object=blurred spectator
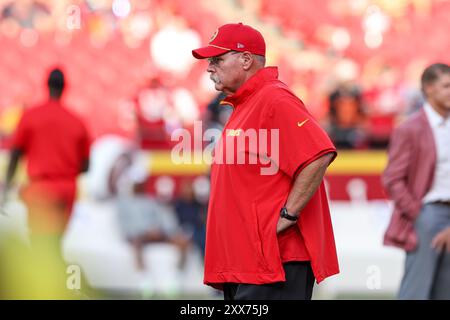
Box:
[110,149,191,271]
[203,92,232,147]
[174,178,207,258]
[327,85,367,149]
[205,92,232,131]
[363,66,406,149]
[86,134,136,201]
[403,87,425,116]
[1,0,50,29]
[133,76,173,150]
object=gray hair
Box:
[253,54,266,67]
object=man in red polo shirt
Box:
[2,68,91,236]
[192,23,339,300]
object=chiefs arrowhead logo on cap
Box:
[209,29,219,43]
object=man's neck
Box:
[227,67,264,95]
[242,68,261,85]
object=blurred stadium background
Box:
[0,0,449,299]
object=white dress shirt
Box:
[423,103,450,203]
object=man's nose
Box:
[207,64,215,73]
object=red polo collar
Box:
[222,67,279,107]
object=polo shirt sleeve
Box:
[264,96,337,178]
[10,112,30,152]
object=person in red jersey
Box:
[192,23,339,300]
[2,68,91,236]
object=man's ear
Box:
[240,52,253,71]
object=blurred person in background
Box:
[0,67,92,298]
[383,63,450,299]
[205,92,231,132]
[203,92,232,149]
[327,85,367,149]
[192,23,338,300]
[174,178,207,259]
[86,134,136,202]
[134,76,173,150]
[110,150,191,271]
[2,67,91,238]
[0,0,50,28]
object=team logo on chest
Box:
[171,121,280,175]
[227,129,242,137]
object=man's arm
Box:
[1,149,22,205]
[80,158,89,174]
[79,124,91,174]
[382,125,422,220]
[277,152,334,234]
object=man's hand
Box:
[276,217,297,234]
[276,153,334,235]
[431,227,450,253]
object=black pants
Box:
[223,261,315,300]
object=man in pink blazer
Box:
[383,63,450,299]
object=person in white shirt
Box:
[383,63,450,299]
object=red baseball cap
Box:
[192,23,266,59]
